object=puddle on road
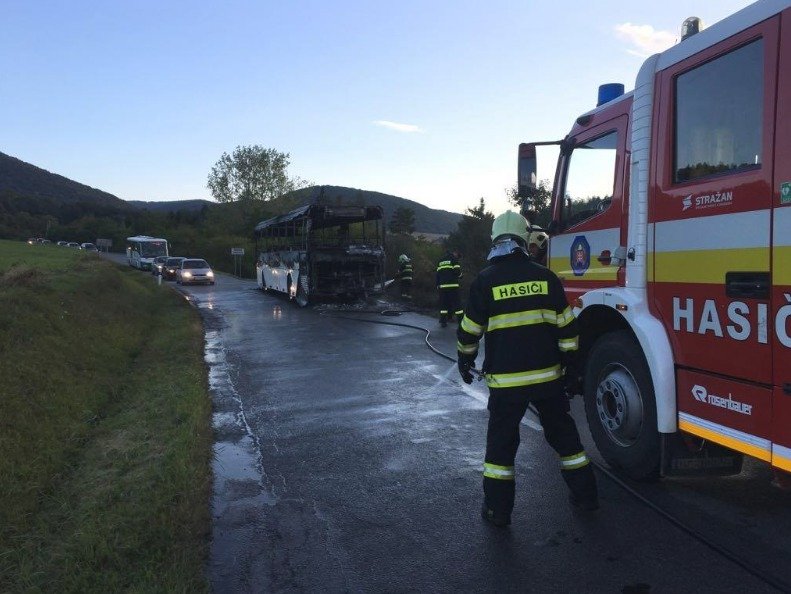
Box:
[420,409,450,417]
[205,328,279,519]
[214,437,261,482]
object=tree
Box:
[445,197,495,276]
[388,207,416,235]
[506,180,553,229]
[207,145,307,204]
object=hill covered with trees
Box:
[2,150,509,310]
[0,152,129,208]
[0,151,462,238]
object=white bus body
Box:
[126,236,169,270]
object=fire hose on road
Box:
[319,305,789,593]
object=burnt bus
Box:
[254,204,386,306]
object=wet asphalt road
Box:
[105,256,791,593]
[179,273,790,594]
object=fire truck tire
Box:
[583,330,660,481]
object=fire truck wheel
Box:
[584,330,660,481]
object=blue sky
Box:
[1,0,754,215]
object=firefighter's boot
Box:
[481,502,511,528]
[482,476,514,527]
[563,462,598,511]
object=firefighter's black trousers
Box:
[400,278,412,298]
[438,287,462,322]
[483,384,597,514]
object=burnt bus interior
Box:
[254,204,386,300]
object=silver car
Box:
[177,258,215,286]
[150,255,170,276]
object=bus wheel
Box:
[295,277,309,307]
[583,330,660,481]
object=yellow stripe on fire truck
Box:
[653,248,767,284]
[774,207,791,286]
[678,412,771,462]
[772,444,791,474]
[652,210,770,284]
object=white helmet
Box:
[398,254,410,263]
[491,210,529,243]
[528,230,548,250]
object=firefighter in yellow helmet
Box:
[436,250,463,327]
[457,210,598,527]
[397,254,413,299]
[528,229,549,266]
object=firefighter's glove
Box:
[457,353,475,385]
[563,371,583,398]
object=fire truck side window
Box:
[561,131,617,229]
[674,39,763,183]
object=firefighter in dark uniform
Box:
[397,254,413,299]
[436,250,463,327]
[456,210,598,527]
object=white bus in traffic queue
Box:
[126,235,169,271]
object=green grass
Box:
[0,240,211,592]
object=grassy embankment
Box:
[0,240,211,592]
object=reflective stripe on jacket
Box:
[456,250,579,390]
[398,262,413,281]
[436,255,461,289]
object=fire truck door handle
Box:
[725,271,769,299]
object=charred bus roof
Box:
[254,204,383,236]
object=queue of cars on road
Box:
[151,255,216,286]
[28,238,98,251]
[26,237,217,287]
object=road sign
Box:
[231,247,245,255]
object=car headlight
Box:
[183,271,192,278]
[206,271,214,277]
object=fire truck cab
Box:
[519,0,791,479]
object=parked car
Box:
[56,240,68,246]
[162,257,185,281]
[80,243,99,252]
[150,255,170,276]
[177,259,215,286]
[67,242,80,248]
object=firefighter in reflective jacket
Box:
[436,250,463,327]
[398,254,413,299]
[457,210,598,527]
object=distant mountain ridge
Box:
[127,199,213,213]
[0,152,463,235]
[0,151,129,208]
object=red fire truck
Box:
[518,0,791,480]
